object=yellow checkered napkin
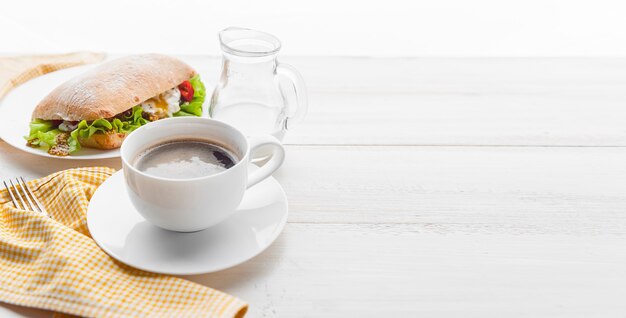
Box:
[0,167,248,318]
[0,52,106,100]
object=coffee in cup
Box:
[134,139,238,179]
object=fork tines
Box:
[3,177,48,215]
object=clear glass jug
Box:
[209,27,308,142]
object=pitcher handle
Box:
[277,63,308,129]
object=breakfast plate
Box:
[87,169,288,275]
[0,64,120,159]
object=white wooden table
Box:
[2,56,626,317]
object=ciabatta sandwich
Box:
[25,54,206,156]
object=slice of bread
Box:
[32,54,196,122]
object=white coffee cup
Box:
[120,117,285,232]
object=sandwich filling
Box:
[26,75,206,156]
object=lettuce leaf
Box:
[175,75,205,117]
[71,118,112,141]
[70,106,148,152]
[27,106,149,154]
[172,110,196,117]
[67,134,79,153]
[28,119,54,136]
[25,119,57,147]
[36,129,61,147]
[121,105,150,131]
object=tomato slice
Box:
[178,80,194,102]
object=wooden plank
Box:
[188,56,626,94]
[283,92,626,146]
[189,223,626,317]
[275,146,626,234]
[2,142,626,235]
[284,57,626,96]
[2,224,625,317]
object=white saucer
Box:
[87,169,288,275]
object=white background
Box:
[1,0,626,57]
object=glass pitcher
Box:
[209,27,308,142]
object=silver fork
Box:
[3,177,48,216]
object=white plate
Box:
[0,65,124,159]
[87,169,288,275]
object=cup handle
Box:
[277,62,308,129]
[247,135,286,188]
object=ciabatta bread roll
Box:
[32,54,196,121]
[26,54,206,155]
